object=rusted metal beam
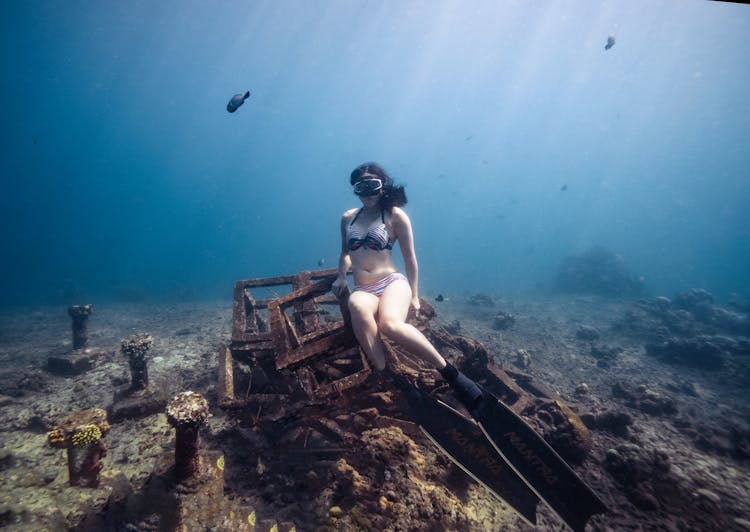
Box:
[273,275,336,306]
[298,321,347,345]
[314,368,371,398]
[217,344,235,405]
[292,270,319,334]
[275,329,354,370]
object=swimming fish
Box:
[605,34,615,51]
[317,258,326,266]
[560,184,568,191]
[226,91,250,113]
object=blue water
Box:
[2,0,749,306]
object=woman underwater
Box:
[331,162,483,410]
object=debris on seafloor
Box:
[215,268,605,530]
[467,292,494,307]
[69,304,93,350]
[47,304,110,375]
[85,390,286,532]
[166,391,210,483]
[47,408,111,488]
[109,333,167,421]
[122,333,152,393]
[492,309,515,330]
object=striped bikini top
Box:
[347,208,393,251]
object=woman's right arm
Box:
[332,213,351,296]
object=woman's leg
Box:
[377,277,483,410]
[348,290,388,371]
[376,278,446,368]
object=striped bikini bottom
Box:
[352,272,408,297]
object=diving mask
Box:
[353,178,383,196]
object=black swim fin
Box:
[392,375,539,526]
[472,388,608,532]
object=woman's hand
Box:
[332,277,348,298]
[411,295,421,312]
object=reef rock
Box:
[604,443,673,511]
[492,310,515,330]
[645,336,726,370]
[555,246,645,297]
[612,382,677,416]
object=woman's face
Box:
[358,192,380,207]
[353,173,383,206]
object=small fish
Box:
[226,90,250,113]
[560,184,568,191]
[317,258,326,266]
[464,135,473,141]
[435,294,444,302]
[605,34,615,51]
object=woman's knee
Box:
[370,356,387,372]
[348,293,374,318]
[378,316,404,338]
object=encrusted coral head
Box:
[47,408,110,448]
[71,424,103,447]
[121,333,153,358]
[167,390,210,427]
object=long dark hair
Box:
[350,162,407,210]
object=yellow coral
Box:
[71,424,102,447]
[47,428,65,446]
[216,455,225,471]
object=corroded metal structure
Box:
[214,268,599,530]
[220,268,593,466]
[220,269,371,408]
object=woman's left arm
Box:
[393,208,420,310]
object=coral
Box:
[47,409,110,488]
[47,428,65,446]
[167,391,210,427]
[47,408,110,448]
[121,334,153,392]
[68,304,93,350]
[555,245,645,297]
[71,424,102,447]
[167,391,210,482]
[67,304,93,318]
[492,310,515,330]
[121,334,153,360]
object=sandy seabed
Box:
[0,292,748,531]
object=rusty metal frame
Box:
[231,268,342,351]
[267,276,371,398]
[267,277,352,369]
[221,269,371,406]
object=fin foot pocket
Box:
[440,363,484,413]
